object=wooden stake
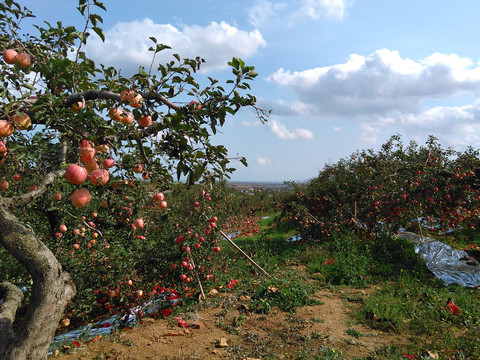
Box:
[189,255,205,299]
[417,217,425,242]
[218,229,271,278]
[202,212,271,278]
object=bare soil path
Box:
[54,284,412,360]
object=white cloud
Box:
[355,101,480,148]
[359,123,380,144]
[257,98,308,117]
[396,101,480,146]
[242,120,262,127]
[266,48,480,148]
[84,18,266,74]
[333,126,341,132]
[249,0,286,28]
[290,0,354,24]
[267,49,480,118]
[257,157,271,165]
[269,119,314,140]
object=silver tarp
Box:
[397,231,480,287]
[48,292,176,354]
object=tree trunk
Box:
[0,201,76,360]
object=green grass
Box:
[200,213,480,359]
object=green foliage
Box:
[249,272,320,314]
[357,274,480,358]
[297,346,345,360]
[305,232,429,286]
[282,135,480,247]
[0,1,271,350]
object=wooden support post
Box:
[218,229,271,278]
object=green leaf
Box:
[93,1,107,11]
[76,31,86,42]
[77,3,87,15]
[149,36,157,43]
[22,83,36,91]
[92,26,105,42]
[229,57,240,70]
[238,58,245,69]
[89,14,103,26]
[156,44,171,52]
[193,163,205,183]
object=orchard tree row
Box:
[282,135,480,241]
[0,1,267,359]
[0,181,277,334]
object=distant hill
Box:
[227,181,291,191]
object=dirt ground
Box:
[53,280,412,360]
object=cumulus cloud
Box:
[290,0,354,24]
[269,119,314,140]
[248,0,353,29]
[395,101,480,146]
[242,120,262,127]
[359,123,381,144]
[257,157,271,165]
[249,0,286,28]
[267,49,480,118]
[257,98,307,117]
[266,48,480,148]
[84,18,266,74]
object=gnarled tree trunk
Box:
[0,187,76,359]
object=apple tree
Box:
[282,135,480,241]
[0,1,265,358]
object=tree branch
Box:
[144,92,181,111]
[2,170,65,208]
[0,282,24,353]
[63,90,181,111]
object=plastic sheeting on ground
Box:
[49,291,176,354]
[397,231,480,287]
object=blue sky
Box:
[23,0,480,182]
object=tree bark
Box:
[0,201,76,360]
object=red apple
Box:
[16,53,31,69]
[0,141,7,155]
[154,192,164,202]
[0,180,9,190]
[109,107,123,122]
[137,115,152,127]
[65,164,88,185]
[96,144,110,153]
[102,158,115,169]
[134,217,144,229]
[0,120,14,137]
[84,159,99,173]
[71,188,91,208]
[3,49,18,64]
[71,101,83,113]
[121,112,134,125]
[133,164,142,173]
[90,169,110,186]
[12,113,31,130]
[80,147,95,162]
